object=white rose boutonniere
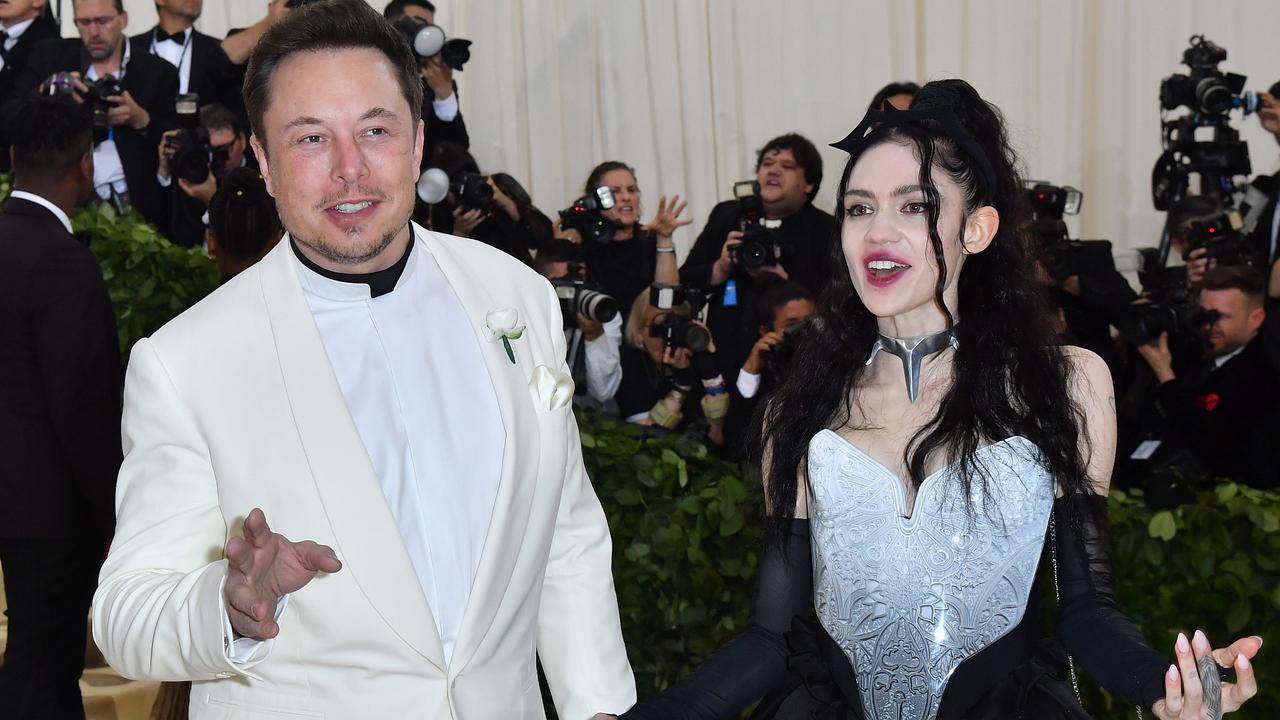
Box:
[485,307,525,364]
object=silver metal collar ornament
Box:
[866,328,959,403]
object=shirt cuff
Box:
[221,589,289,665]
[432,92,459,122]
[736,368,761,399]
[157,172,172,188]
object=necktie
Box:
[155,28,187,45]
[0,31,11,62]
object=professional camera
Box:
[1151,36,1258,212]
[450,172,494,214]
[730,180,788,269]
[41,72,121,143]
[394,16,472,71]
[648,284,711,353]
[1176,207,1253,267]
[166,127,230,185]
[1118,249,1223,346]
[1025,181,1118,281]
[551,262,618,329]
[558,186,618,244]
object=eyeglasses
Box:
[73,15,120,30]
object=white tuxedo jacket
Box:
[92,228,636,719]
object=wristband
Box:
[656,246,676,254]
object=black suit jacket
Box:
[1155,336,1280,487]
[130,27,243,119]
[0,196,121,540]
[0,13,62,170]
[16,38,180,229]
[1247,178,1279,267]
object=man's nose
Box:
[331,136,369,183]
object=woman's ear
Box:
[962,205,1000,255]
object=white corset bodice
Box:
[806,429,1054,720]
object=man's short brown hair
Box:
[242,0,423,154]
[1201,265,1266,308]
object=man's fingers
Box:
[225,535,255,573]
[226,603,279,641]
[295,540,342,574]
[243,508,272,546]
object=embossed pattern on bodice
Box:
[806,429,1054,720]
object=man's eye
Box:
[300,134,323,144]
[366,127,387,137]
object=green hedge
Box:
[0,174,219,363]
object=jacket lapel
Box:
[256,240,447,671]
[419,228,541,675]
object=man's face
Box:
[756,148,813,217]
[0,0,46,24]
[1199,287,1263,357]
[402,5,433,23]
[766,298,816,334]
[209,126,245,180]
[155,0,202,23]
[253,48,424,267]
[74,0,126,61]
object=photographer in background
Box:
[0,0,59,171]
[156,102,252,247]
[680,132,835,387]
[1135,266,1280,488]
[1248,84,1280,273]
[129,0,241,118]
[18,0,178,228]
[386,0,469,159]
[534,241,623,412]
[722,281,815,456]
[423,141,550,264]
[557,160,686,316]
[618,286,728,448]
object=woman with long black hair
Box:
[619,79,1261,720]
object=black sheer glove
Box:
[1054,493,1168,709]
[620,520,813,720]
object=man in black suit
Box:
[0,94,120,720]
[383,0,470,157]
[0,1,59,170]
[130,0,242,120]
[1137,266,1280,488]
[1247,84,1280,270]
[17,0,178,230]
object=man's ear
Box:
[250,134,274,197]
[962,205,1000,255]
[80,149,94,185]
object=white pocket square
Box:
[529,365,575,411]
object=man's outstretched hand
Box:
[223,508,341,641]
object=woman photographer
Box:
[557,161,688,315]
[618,287,728,448]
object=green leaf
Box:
[1148,511,1178,541]
[1226,599,1251,633]
[580,431,597,449]
[614,488,641,507]
[1216,483,1240,502]
[1246,505,1280,532]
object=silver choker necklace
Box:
[865,328,959,403]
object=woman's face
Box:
[840,141,978,334]
[597,169,640,227]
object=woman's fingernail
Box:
[1168,664,1180,682]
[1254,635,1264,646]
[1194,629,1210,650]
[1177,633,1190,654]
[1238,654,1251,670]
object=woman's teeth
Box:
[867,260,910,271]
[334,201,372,214]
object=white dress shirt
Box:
[568,315,623,409]
[433,93,459,122]
[226,239,505,665]
[88,42,131,201]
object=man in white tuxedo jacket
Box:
[91,2,635,718]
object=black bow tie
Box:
[154,28,187,45]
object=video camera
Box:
[394,16,472,72]
[648,284,711,353]
[1119,252,1222,346]
[550,262,618,330]
[1151,36,1258,212]
[1176,207,1252,267]
[731,180,790,269]
[41,72,120,144]
[558,186,618,244]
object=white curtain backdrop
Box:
[65,0,1280,257]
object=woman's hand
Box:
[487,176,520,222]
[643,194,692,239]
[452,206,485,238]
[1151,630,1260,719]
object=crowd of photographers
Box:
[4,2,1280,489]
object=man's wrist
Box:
[132,108,150,131]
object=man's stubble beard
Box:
[288,203,414,267]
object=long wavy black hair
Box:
[754,79,1096,529]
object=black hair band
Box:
[830,104,997,194]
